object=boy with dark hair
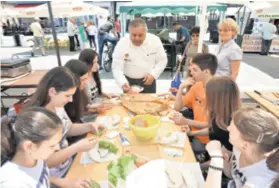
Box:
[173,53,218,153]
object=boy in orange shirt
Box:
[172,53,218,153]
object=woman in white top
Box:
[215,18,243,80]
[25,67,101,188]
[0,107,63,188]
[86,21,97,49]
[204,108,279,188]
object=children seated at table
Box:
[204,108,279,188]
[24,67,101,187]
[78,49,119,113]
[172,77,240,162]
[0,107,63,187]
[173,53,218,154]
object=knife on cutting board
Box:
[254,90,279,105]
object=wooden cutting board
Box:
[121,94,170,115]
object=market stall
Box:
[236,2,279,53]
[119,1,227,37]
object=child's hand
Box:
[169,88,178,93]
[170,111,183,125]
[74,137,98,153]
[181,125,192,136]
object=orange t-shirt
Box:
[182,82,209,144]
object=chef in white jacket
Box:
[112,18,167,93]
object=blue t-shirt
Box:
[177,26,191,44]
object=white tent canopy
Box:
[0,7,20,17]
[20,1,109,18]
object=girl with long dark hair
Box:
[24,67,101,187]
[78,49,119,113]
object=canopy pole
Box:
[198,4,207,53]
[47,2,62,66]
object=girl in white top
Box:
[0,107,63,188]
[86,21,98,49]
[25,67,102,188]
[204,108,279,188]
[78,49,118,114]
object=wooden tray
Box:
[121,94,170,115]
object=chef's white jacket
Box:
[112,33,167,88]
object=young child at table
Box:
[204,108,279,188]
[64,59,114,124]
[0,107,63,187]
[78,49,119,112]
[172,53,218,154]
[172,77,240,164]
[24,67,102,188]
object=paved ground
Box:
[243,53,279,79]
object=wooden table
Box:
[66,105,196,181]
[246,92,279,118]
[1,70,47,113]
[1,70,47,98]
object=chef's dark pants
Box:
[125,76,156,93]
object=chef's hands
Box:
[122,83,139,94]
[143,74,154,85]
[122,83,131,92]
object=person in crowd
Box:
[79,49,118,113]
[215,18,242,80]
[74,20,80,49]
[78,22,87,50]
[0,107,63,187]
[112,18,167,93]
[98,16,118,69]
[30,17,45,56]
[173,22,191,54]
[67,18,76,52]
[115,14,121,38]
[86,21,97,49]
[182,26,209,77]
[172,77,240,163]
[261,20,277,56]
[24,67,102,187]
[173,53,218,153]
[204,108,279,188]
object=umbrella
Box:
[20,0,108,18]
[0,7,20,17]
[19,1,109,67]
